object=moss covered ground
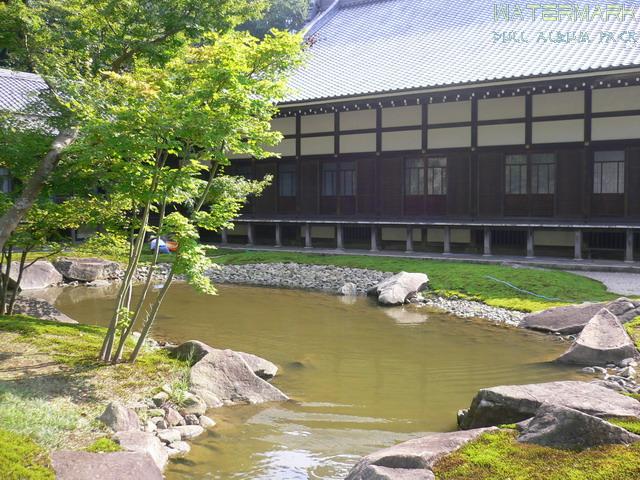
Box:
[0,429,54,480]
[433,430,640,480]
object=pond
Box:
[54,283,580,480]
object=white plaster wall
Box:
[478,123,525,146]
[428,126,471,149]
[592,116,640,141]
[381,227,422,241]
[533,91,584,117]
[427,229,471,243]
[382,130,421,151]
[270,117,296,135]
[534,230,574,247]
[340,133,376,153]
[428,101,471,125]
[265,138,296,157]
[340,110,376,131]
[300,113,334,134]
[593,86,640,113]
[478,97,525,121]
[311,226,335,239]
[382,105,421,128]
[301,136,334,155]
[532,119,584,144]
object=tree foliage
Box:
[241,0,311,37]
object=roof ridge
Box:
[0,68,44,83]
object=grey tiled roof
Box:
[0,68,48,114]
[286,0,640,103]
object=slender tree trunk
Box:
[0,129,77,254]
[129,270,174,363]
[111,197,167,363]
[7,250,28,315]
[0,247,13,315]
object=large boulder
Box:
[53,257,121,282]
[13,297,77,324]
[556,308,638,366]
[98,401,140,432]
[521,302,603,334]
[189,349,289,408]
[2,260,62,290]
[517,403,640,449]
[52,451,162,480]
[172,340,278,380]
[368,272,429,306]
[521,298,640,335]
[458,381,640,429]
[113,431,168,471]
[345,428,496,480]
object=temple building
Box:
[224,0,640,262]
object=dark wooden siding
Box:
[478,153,502,217]
[556,149,583,218]
[447,153,470,217]
[628,148,640,218]
[300,159,319,214]
[357,158,377,215]
[252,161,277,214]
[379,156,402,216]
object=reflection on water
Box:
[54,283,579,480]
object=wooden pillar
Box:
[574,229,583,260]
[304,223,312,249]
[336,224,344,250]
[370,225,379,252]
[275,223,282,248]
[405,227,414,253]
[526,228,535,258]
[483,228,492,256]
[247,223,255,246]
[443,226,451,255]
[626,229,634,263]
[220,228,228,245]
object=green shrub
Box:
[74,232,130,262]
[0,429,54,480]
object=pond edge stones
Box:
[457,380,640,430]
[344,427,497,480]
[368,271,429,306]
[556,308,638,366]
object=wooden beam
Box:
[304,223,312,249]
[443,226,452,254]
[275,223,282,247]
[370,225,379,252]
[336,224,344,250]
[626,229,634,263]
[526,228,535,258]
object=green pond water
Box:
[53,283,581,480]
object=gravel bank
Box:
[205,263,524,326]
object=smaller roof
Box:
[0,68,48,114]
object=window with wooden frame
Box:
[278,163,297,197]
[427,157,447,195]
[505,154,527,195]
[593,151,625,194]
[404,158,425,195]
[531,153,556,194]
[322,161,356,196]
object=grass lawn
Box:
[0,315,188,452]
[203,248,618,312]
[433,430,640,480]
